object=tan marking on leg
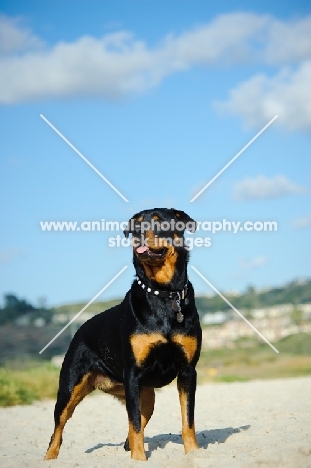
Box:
[128,421,147,461]
[107,383,126,405]
[93,372,116,392]
[44,425,63,460]
[172,335,197,362]
[130,333,167,365]
[140,387,155,430]
[44,372,94,460]
[179,390,199,454]
[124,387,154,453]
[93,373,126,404]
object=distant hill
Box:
[54,299,121,315]
[195,278,311,319]
[53,277,311,320]
[0,278,310,363]
[1,278,310,326]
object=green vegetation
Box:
[0,362,59,407]
[290,308,304,326]
[197,333,311,383]
[216,375,250,383]
[276,332,311,355]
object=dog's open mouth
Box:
[136,245,168,259]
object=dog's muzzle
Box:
[135,245,168,259]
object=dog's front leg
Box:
[177,366,199,454]
[124,367,147,461]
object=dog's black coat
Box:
[45,208,202,461]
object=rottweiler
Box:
[44,208,202,461]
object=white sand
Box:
[0,377,310,468]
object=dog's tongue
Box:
[136,246,149,254]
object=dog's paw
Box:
[124,437,130,451]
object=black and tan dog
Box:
[44,208,202,461]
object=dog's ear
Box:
[123,218,133,238]
[172,209,197,233]
[123,213,140,238]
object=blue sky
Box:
[0,0,310,308]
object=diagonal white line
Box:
[190,115,278,202]
[39,266,128,354]
[191,266,279,353]
[40,114,129,202]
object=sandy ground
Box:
[0,376,310,468]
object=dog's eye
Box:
[133,224,141,233]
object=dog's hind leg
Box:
[44,370,95,460]
[124,387,155,453]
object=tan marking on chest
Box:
[130,333,168,365]
[172,334,197,362]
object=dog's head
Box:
[124,208,196,285]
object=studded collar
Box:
[135,277,188,300]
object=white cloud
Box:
[0,13,43,54]
[232,175,307,201]
[264,16,311,64]
[216,61,311,131]
[0,12,266,104]
[0,12,311,105]
[239,256,268,270]
[231,255,268,279]
[292,215,311,229]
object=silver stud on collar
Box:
[147,287,151,292]
[154,291,159,295]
